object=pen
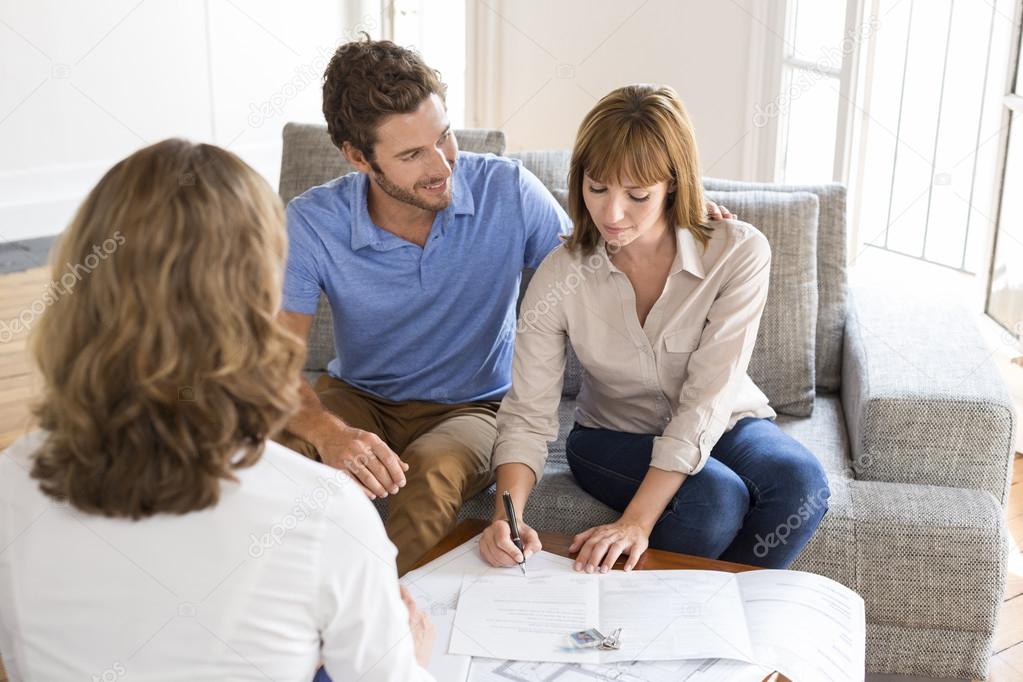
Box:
[502,490,527,575]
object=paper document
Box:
[468,656,773,681]
[738,570,865,681]
[401,535,774,681]
[400,535,576,681]
[449,570,753,664]
[450,568,865,681]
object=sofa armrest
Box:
[841,286,1017,505]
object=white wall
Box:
[0,0,377,242]
[0,0,774,242]
[467,0,770,180]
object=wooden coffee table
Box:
[411,519,791,682]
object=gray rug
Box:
[0,235,57,274]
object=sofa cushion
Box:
[506,150,571,196]
[704,179,847,394]
[841,286,1017,505]
[773,394,854,479]
[705,190,819,417]
[278,125,508,371]
[458,399,619,529]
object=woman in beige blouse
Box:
[480,84,829,572]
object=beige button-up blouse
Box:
[493,219,777,483]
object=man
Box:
[275,36,730,574]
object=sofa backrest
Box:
[703,178,847,394]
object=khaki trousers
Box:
[274,374,498,575]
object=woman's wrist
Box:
[492,507,526,523]
[492,463,535,523]
[619,510,657,535]
[620,469,688,535]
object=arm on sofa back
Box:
[841,285,1017,505]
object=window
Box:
[774,1,853,184]
[988,9,1023,338]
[849,0,1012,274]
[385,0,467,128]
[772,0,1015,283]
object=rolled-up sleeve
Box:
[651,232,772,475]
[492,251,569,484]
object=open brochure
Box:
[447,557,864,681]
[402,535,864,682]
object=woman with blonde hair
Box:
[0,139,434,680]
[481,85,829,572]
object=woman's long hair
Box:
[565,84,710,256]
[29,139,304,519]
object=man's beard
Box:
[371,166,453,212]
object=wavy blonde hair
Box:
[29,139,304,519]
[565,84,711,256]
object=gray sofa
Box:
[278,123,1018,680]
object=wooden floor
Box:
[0,265,1021,681]
[0,268,43,450]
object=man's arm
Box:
[277,310,408,499]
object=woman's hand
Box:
[480,518,542,567]
[570,519,650,573]
[399,584,435,668]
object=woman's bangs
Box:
[582,122,672,188]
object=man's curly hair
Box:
[322,34,447,161]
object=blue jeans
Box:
[564,417,830,568]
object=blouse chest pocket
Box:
[659,327,703,380]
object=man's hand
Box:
[399,585,435,668]
[480,517,542,567]
[318,425,408,499]
[569,519,650,573]
[274,311,409,499]
[705,200,736,220]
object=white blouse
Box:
[494,220,777,482]
[0,431,434,681]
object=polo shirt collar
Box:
[350,173,381,251]
[350,164,475,252]
[450,161,475,216]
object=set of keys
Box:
[600,628,622,650]
[569,627,623,651]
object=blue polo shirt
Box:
[282,152,571,403]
